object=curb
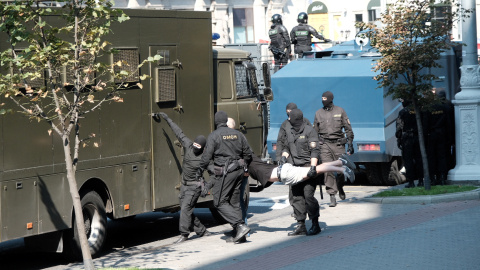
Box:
[362,188,480,204]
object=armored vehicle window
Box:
[218,61,233,100]
[154,67,176,102]
[113,48,140,83]
[234,62,255,99]
[156,50,171,66]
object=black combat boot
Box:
[329,194,337,207]
[233,223,250,242]
[417,178,424,187]
[339,186,346,200]
[308,218,321,235]
[288,220,307,236]
[405,179,415,188]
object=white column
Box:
[448,0,480,184]
[211,2,230,45]
[253,0,268,43]
[194,0,210,11]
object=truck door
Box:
[150,45,183,209]
[216,60,265,155]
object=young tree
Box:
[359,0,469,190]
[0,1,157,268]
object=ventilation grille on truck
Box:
[11,64,44,88]
[113,48,139,83]
[155,68,175,102]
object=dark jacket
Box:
[200,123,253,169]
[163,117,202,183]
[314,105,354,143]
[284,124,319,166]
[277,117,312,162]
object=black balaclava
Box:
[289,109,304,132]
[322,91,334,109]
[286,102,297,117]
[437,89,446,100]
[401,99,411,108]
[215,111,228,127]
[193,135,207,155]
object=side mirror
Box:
[263,87,274,101]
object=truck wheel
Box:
[64,191,107,260]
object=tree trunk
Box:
[63,135,95,270]
[413,101,431,190]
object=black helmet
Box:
[271,14,282,24]
[297,12,308,23]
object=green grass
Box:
[372,185,478,197]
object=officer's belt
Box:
[182,180,200,186]
[213,159,245,176]
[324,138,340,143]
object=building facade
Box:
[112,0,479,47]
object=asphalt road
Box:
[0,181,387,270]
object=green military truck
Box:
[0,9,271,258]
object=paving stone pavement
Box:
[60,185,480,270]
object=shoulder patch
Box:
[222,134,238,140]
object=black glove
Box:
[200,180,212,198]
[279,156,287,166]
[195,168,204,181]
[347,144,354,155]
[307,166,317,178]
[397,139,403,150]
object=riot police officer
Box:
[276,103,312,221]
[268,14,291,69]
[197,111,253,243]
[153,112,211,244]
[290,12,331,58]
[426,89,454,185]
[281,109,321,236]
[313,91,354,207]
[395,100,424,188]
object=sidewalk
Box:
[63,184,480,270]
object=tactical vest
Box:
[293,25,311,46]
[269,25,285,48]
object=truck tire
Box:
[64,191,107,260]
[365,158,405,186]
[209,181,250,224]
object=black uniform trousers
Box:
[179,184,206,236]
[291,165,320,221]
[273,51,289,66]
[401,133,423,181]
[211,169,244,228]
[320,141,346,195]
[427,128,448,181]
